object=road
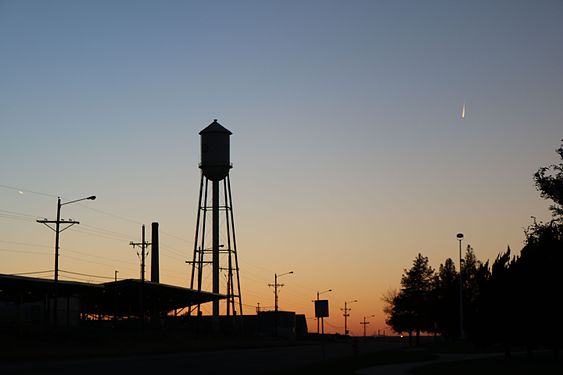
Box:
[356,352,504,375]
[0,340,402,375]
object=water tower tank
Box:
[199,119,232,181]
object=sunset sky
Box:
[1,0,562,335]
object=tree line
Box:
[383,141,563,355]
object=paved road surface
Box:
[356,352,503,375]
[0,340,402,375]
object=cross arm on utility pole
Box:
[129,225,151,283]
[36,219,80,232]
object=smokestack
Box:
[151,222,159,283]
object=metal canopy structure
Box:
[0,274,225,317]
[101,279,225,316]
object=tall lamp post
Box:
[342,299,358,335]
[316,288,332,334]
[37,195,96,326]
[37,195,97,283]
[457,232,465,340]
[269,271,293,312]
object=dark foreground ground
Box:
[1,330,561,375]
[411,350,563,375]
[0,329,406,375]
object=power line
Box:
[2,186,212,284]
[79,223,132,240]
[158,250,186,262]
[76,203,143,225]
[9,270,53,276]
[160,230,191,244]
[0,239,50,249]
[0,209,39,219]
[62,247,136,265]
[69,226,132,242]
[58,275,98,283]
[0,248,49,255]
[159,241,187,258]
[0,184,57,198]
[61,253,139,273]
[2,185,190,249]
[324,321,343,329]
[59,269,114,280]
[0,211,39,224]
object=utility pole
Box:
[130,225,150,282]
[268,271,293,312]
[268,273,282,313]
[341,299,357,336]
[130,224,150,326]
[37,198,80,284]
[361,315,374,337]
[37,195,96,327]
[268,271,292,337]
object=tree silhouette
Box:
[521,141,563,355]
[434,258,458,340]
[534,140,563,219]
[476,248,513,351]
[461,245,490,341]
[384,142,563,352]
[385,290,415,344]
[386,253,436,345]
[516,220,563,356]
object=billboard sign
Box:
[314,299,329,318]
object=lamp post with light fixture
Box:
[37,195,96,326]
[269,271,293,312]
[457,232,465,340]
[342,299,358,335]
[37,195,96,283]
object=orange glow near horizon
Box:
[2,0,562,337]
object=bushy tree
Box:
[534,141,563,219]
[521,141,563,353]
[461,245,490,341]
[477,248,513,350]
[434,258,458,340]
[515,220,563,354]
[384,142,562,352]
[386,253,435,345]
[476,141,563,353]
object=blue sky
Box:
[1,0,562,333]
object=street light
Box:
[37,195,97,282]
[269,271,293,312]
[316,289,332,334]
[457,232,465,340]
[342,299,358,335]
[361,315,375,337]
[37,194,96,327]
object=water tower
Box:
[188,119,243,321]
